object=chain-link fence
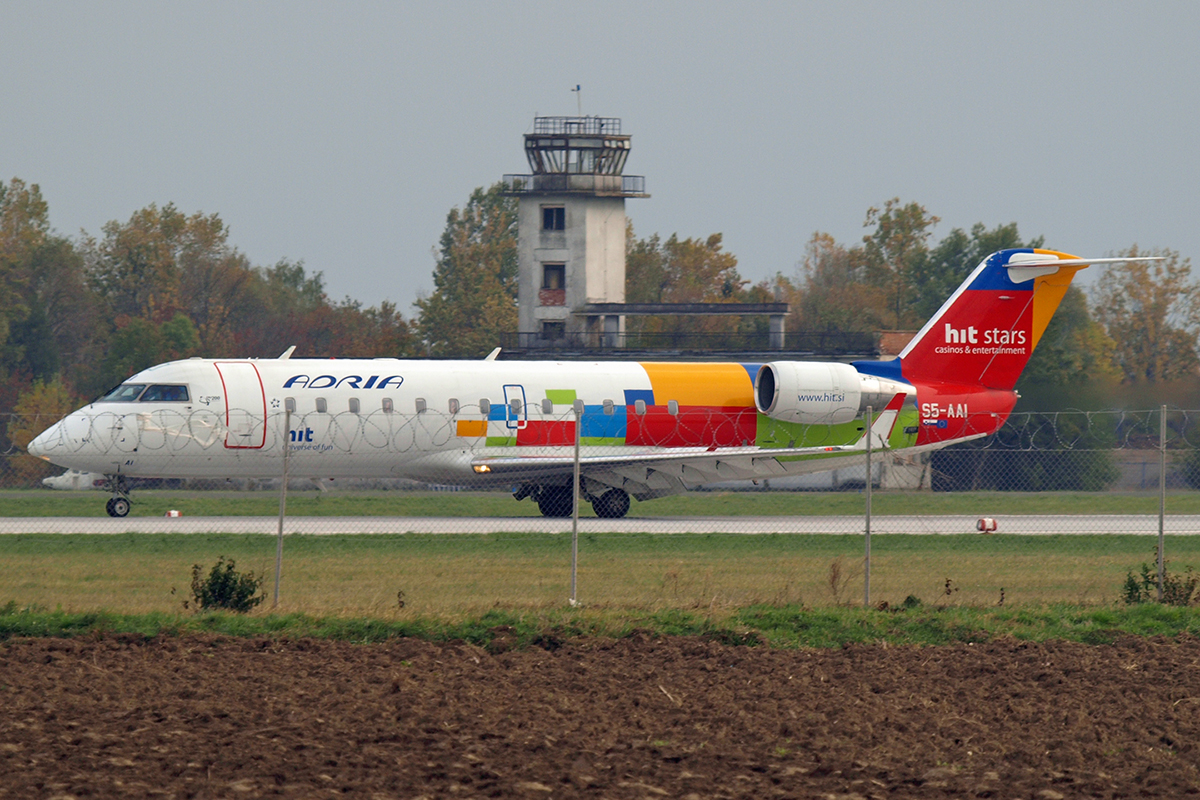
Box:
[3,408,1199,611]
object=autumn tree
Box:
[1091,246,1200,383]
[82,203,260,351]
[84,203,190,321]
[626,230,744,304]
[794,231,884,333]
[415,183,518,357]
[624,228,753,342]
[4,378,79,486]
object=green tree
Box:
[1018,285,1119,391]
[909,222,1044,322]
[415,183,517,357]
[860,198,940,329]
[233,259,328,356]
[1091,246,1200,383]
[0,178,50,353]
[0,178,99,408]
[98,313,202,388]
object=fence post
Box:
[864,405,872,608]
[570,400,583,606]
[1158,404,1166,602]
[274,407,291,609]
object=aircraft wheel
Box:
[107,497,131,518]
[593,489,631,519]
[536,486,574,518]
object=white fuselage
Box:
[29,357,749,484]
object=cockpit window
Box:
[97,384,147,402]
[140,384,190,402]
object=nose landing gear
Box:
[105,497,131,517]
[104,476,132,517]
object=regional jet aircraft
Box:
[27,249,1149,518]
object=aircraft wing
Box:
[471,393,908,495]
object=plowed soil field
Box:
[2,634,1199,798]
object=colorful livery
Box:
[27,249,1150,518]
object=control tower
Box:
[503,116,648,347]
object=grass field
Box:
[2,532,1199,617]
[4,488,1200,517]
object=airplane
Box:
[26,248,1151,518]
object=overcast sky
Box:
[5,1,1197,317]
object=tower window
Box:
[542,263,565,290]
[542,206,565,230]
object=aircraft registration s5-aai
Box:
[27,249,1153,518]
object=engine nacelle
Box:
[754,362,912,425]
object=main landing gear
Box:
[104,476,132,517]
[515,484,632,519]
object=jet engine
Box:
[754,362,911,425]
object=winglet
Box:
[484,347,501,361]
[278,345,296,360]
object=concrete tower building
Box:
[503,116,647,348]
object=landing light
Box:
[473,465,492,474]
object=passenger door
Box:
[214,362,267,449]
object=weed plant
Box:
[188,556,265,613]
[1122,547,1199,606]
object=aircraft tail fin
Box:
[869,249,1153,391]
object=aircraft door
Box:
[502,384,528,430]
[214,362,267,449]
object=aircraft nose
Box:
[26,422,58,458]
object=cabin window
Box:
[140,384,189,402]
[381,397,394,414]
[541,398,554,414]
[542,206,565,230]
[667,400,679,416]
[415,398,427,414]
[602,399,614,415]
[348,397,360,415]
[284,397,296,413]
[479,399,491,415]
[509,397,522,415]
[448,398,460,415]
[315,398,328,413]
[97,384,147,402]
[634,399,646,416]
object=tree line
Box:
[3,176,1197,450]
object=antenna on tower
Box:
[571,84,582,117]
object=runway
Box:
[0,515,1195,535]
